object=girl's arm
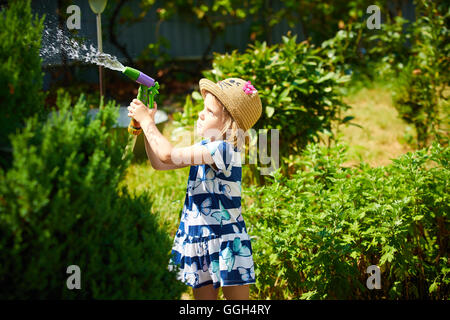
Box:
[140,119,215,167]
[143,135,188,170]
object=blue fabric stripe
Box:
[188,165,199,181]
[184,193,241,211]
[214,166,242,181]
[171,250,221,268]
[220,269,256,285]
[171,238,253,268]
[177,221,249,240]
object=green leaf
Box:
[429,282,438,294]
[279,88,291,102]
[317,72,335,83]
[191,91,202,101]
[266,106,275,118]
[300,290,317,300]
[293,79,307,85]
[380,246,397,265]
[342,116,355,123]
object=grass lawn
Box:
[329,83,416,167]
[120,83,418,300]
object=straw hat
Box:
[199,78,262,132]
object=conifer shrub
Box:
[0,0,46,169]
[0,92,184,299]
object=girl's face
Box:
[197,92,225,140]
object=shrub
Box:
[321,25,365,76]
[392,1,449,150]
[0,92,184,299]
[199,33,351,182]
[365,16,412,78]
[244,140,449,299]
[0,0,46,169]
[321,16,412,80]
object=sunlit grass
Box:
[322,82,417,167]
[120,160,189,235]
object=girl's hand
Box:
[127,99,157,126]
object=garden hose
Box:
[122,67,160,135]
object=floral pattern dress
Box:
[169,139,255,289]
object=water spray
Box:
[122,67,160,135]
[40,0,160,137]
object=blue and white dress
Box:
[169,138,256,289]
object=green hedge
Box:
[176,34,351,183]
[203,34,351,149]
[0,0,46,169]
[392,1,449,150]
[244,140,449,299]
[0,92,184,299]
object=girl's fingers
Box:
[131,100,142,107]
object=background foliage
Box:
[244,140,449,299]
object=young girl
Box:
[127,77,262,300]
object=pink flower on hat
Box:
[243,81,257,95]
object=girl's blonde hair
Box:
[208,91,245,152]
[220,106,242,151]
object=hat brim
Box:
[199,78,231,111]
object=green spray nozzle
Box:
[122,67,156,88]
[123,66,160,135]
